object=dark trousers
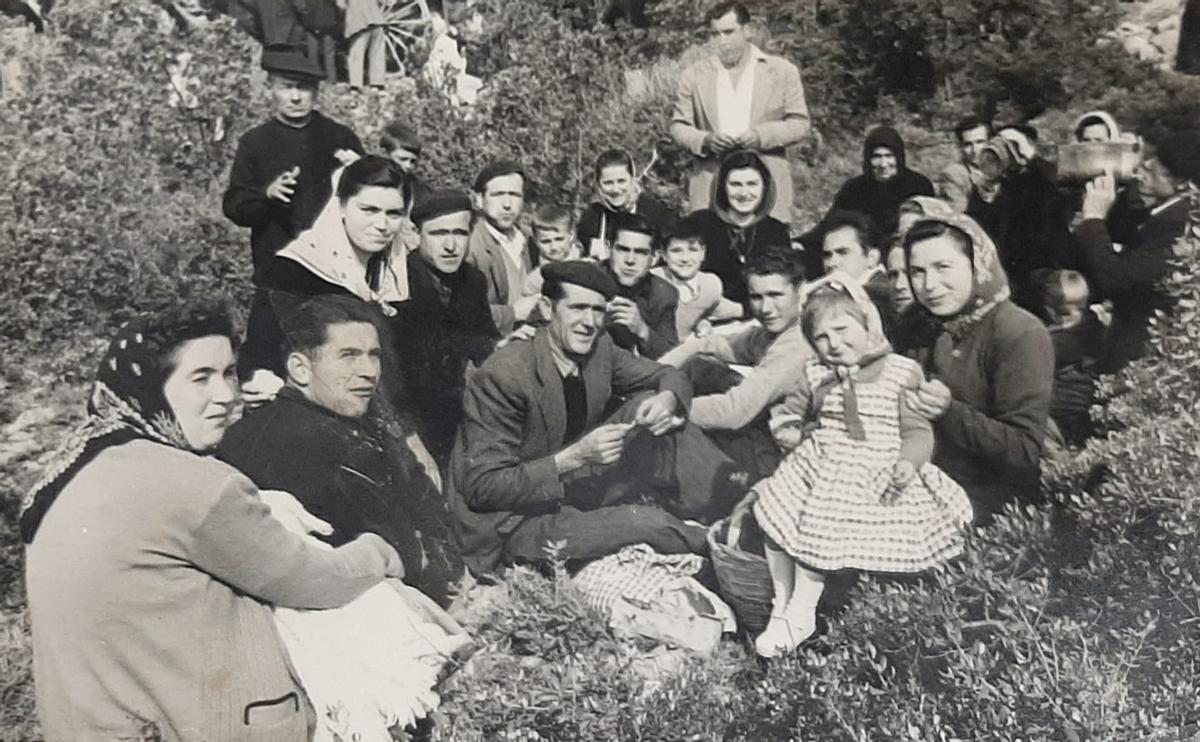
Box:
[502,395,743,564]
[682,355,782,483]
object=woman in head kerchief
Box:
[22,300,402,742]
[900,211,1055,522]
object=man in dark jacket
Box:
[604,212,680,359]
[449,261,744,575]
[1074,129,1198,372]
[392,190,500,465]
[222,46,362,380]
[219,294,464,607]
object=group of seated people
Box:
[21,45,1200,739]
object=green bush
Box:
[5,0,1200,740]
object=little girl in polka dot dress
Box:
[749,273,973,657]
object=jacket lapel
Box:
[580,338,612,429]
[532,331,568,448]
[749,54,771,126]
[696,56,722,134]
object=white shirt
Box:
[485,220,530,274]
[714,46,765,137]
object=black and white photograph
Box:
[2,0,1199,739]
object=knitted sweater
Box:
[915,301,1054,516]
[26,439,398,742]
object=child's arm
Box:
[705,273,745,323]
[898,365,935,468]
[768,373,813,450]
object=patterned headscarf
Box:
[802,271,893,440]
[903,211,1011,339]
[20,314,217,543]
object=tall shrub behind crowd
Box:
[0,0,257,377]
[324,0,690,213]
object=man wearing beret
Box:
[467,159,540,335]
[1075,128,1200,371]
[392,190,500,465]
[222,45,364,380]
[449,260,746,575]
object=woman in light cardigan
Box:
[23,302,403,742]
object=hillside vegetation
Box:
[2,0,1200,739]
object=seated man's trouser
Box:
[502,395,742,564]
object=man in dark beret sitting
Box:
[392,189,500,467]
[448,260,746,575]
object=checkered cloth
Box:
[572,544,707,616]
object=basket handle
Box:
[725,493,757,548]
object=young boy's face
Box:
[663,238,705,282]
[387,146,419,174]
[535,224,576,263]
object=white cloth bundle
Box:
[262,490,472,742]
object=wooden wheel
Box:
[380,0,433,71]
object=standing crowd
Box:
[20,2,1200,740]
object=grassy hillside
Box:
[3,0,1200,739]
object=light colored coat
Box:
[670,48,810,224]
[467,220,532,335]
[26,440,398,742]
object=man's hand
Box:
[571,422,634,466]
[496,323,537,349]
[884,460,917,503]
[241,369,284,409]
[904,379,953,421]
[773,423,803,450]
[266,166,300,204]
[703,132,739,157]
[333,148,361,166]
[1081,170,1118,221]
[607,297,649,341]
[633,391,681,436]
[735,130,762,150]
[513,294,541,322]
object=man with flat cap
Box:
[1075,128,1200,371]
[449,260,747,575]
[467,158,539,334]
[392,189,500,466]
[222,44,364,383]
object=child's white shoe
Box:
[754,607,816,658]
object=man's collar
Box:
[273,112,315,129]
[484,219,521,246]
[546,334,581,378]
[278,384,371,425]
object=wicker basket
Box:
[707,502,773,634]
